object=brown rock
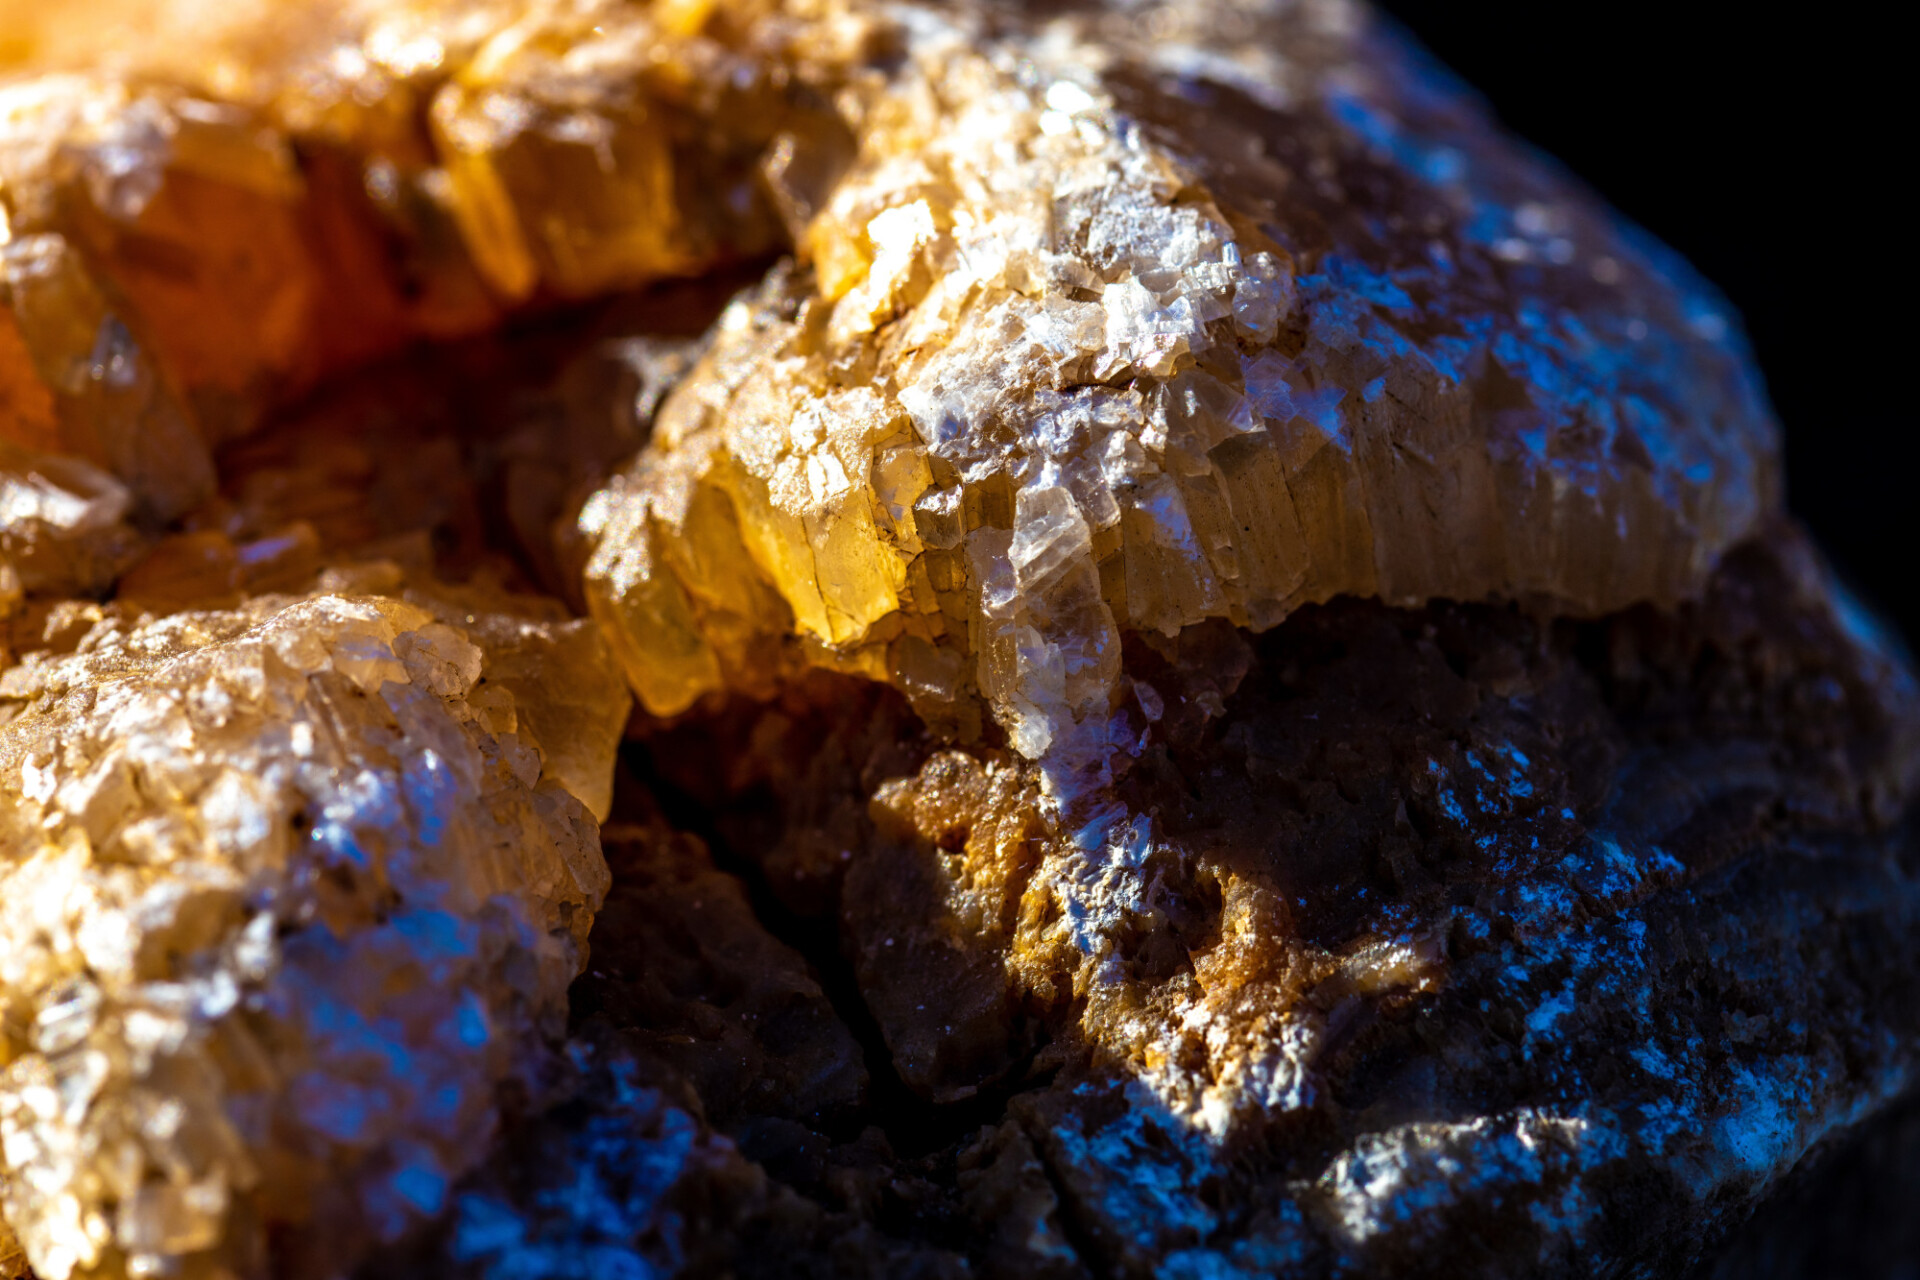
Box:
[0,1,1913,1277]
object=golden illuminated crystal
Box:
[578,0,1779,807]
[0,575,627,1279]
[1,438,144,612]
[1,158,635,1267]
[0,72,510,516]
[0,38,648,1252]
[0,0,881,529]
[0,229,212,522]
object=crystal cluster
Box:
[1,0,872,535]
[2,22,651,1258]
[0,0,1915,1277]
[564,0,1801,1165]
[0,574,626,1279]
[579,0,1779,809]
[1,439,143,611]
[0,252,634,1274]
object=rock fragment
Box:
[1,438,144,613]
[608,527,1920,1277]
[570,816,869,1132]
[0,577,627,1279]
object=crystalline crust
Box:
[1,0,866,530]
[574,0,1780,811]
[0,0,1776,785]
[0,582,627,1280]
[1,437,143,612]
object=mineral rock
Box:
[0,0,872,523]
[569,815,869,1132]
[595,525,1920,1278]
[579,0,1779,812]
[1,438,144,612]
[0,231,212,522]
[0,577,628,1279]
[365,1028,976,1280]
[0,54,492,469]
[0,0,1912,1277]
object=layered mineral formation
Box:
[578,0,1779,813]
[0,0,1914,1277]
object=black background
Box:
[1375,4,1914,645]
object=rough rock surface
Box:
[1696,1092,1920,1280]
[439,525,1920,1279]
[0,0,1914,1278]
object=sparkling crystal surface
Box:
[578,0,1781,813]
[0,576,626,1279]
[1,438,143,613]
[0,0,876,528]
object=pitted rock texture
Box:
[429,526,1920,1278]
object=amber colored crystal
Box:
[0,438,144,610]
[0,0,869,534]
[576,0,1781,816]
[0,574,626,1280]
[0,231,212,521]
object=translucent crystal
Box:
[1,438,144,608]
[0,0,878,528]
[0,231,212,522]
[0,2,1873,1275]
[0,578,628,1279]
[577,0,1779,813]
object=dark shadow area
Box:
[617,731,1059,1163]
[1695,1087,1920,1280]
[1376,4,1915,648]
